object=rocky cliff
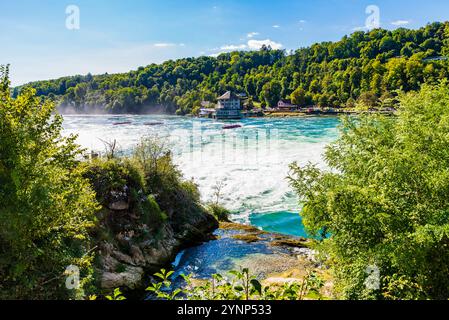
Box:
[82,158,219,292]
[98,206,217,290]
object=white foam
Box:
[63,115,339,219]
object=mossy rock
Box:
[269,238,309,248]
[232,233,262,243]
[220,222,264,233]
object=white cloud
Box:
[153,43,177,47]
[220,44,247,50]
[391,20,410,26]
[209,38,283,57]
[247,39,283,50]
[247,32,260,38]
[209,52,226,57]
[299,20,306,24]
[272,25,280,28]
[352,26,366,31]
[153,43,186,48]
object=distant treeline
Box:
[14,22,449,114]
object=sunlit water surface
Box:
[62,115,339,237]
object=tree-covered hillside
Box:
[15,22,449,114]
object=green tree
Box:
[357,91,379,110]
[17,22,449,115]
[288,81,449,300]
[0,66,99,299]
[290,87,307,107]
[260,80,282,108]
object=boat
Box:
[113,121,132,126]
[222,124,242,130]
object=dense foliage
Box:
[0,66,99,299]
[16,23,449,114]
[82,158,168,234]
[132,136,210,229]
[289,81,449,300]
[83,136,210,236]
[102,268,326,301]
[0,65,214,299]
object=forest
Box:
[14,22,449,115]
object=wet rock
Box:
[143,245,170,266]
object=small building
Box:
[277,99,298,111]
[215,91,243,120]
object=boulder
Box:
[130,245,146,265]
[112,250,135,266]
[98,209,218,290]
[101,266,144,289]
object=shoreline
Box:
[59,110,395,119]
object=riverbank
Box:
[262,109,396,118]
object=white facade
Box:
[216,91,242,119]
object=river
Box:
[62,115,340,237]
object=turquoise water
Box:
[170,228,300,286]
[172,229,278,278]
[250,211,308,238]
[63,115,340,236]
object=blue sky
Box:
[2,0,449,86]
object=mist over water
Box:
[63,115,340,235]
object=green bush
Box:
[0,66,99,299]
[138,195,167,228]
[289,81,449,300]
[133,136,211,228]
[84,138,209,232]
[208,204,231,222]
[82,158,146,207]
[144,268,325,301]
